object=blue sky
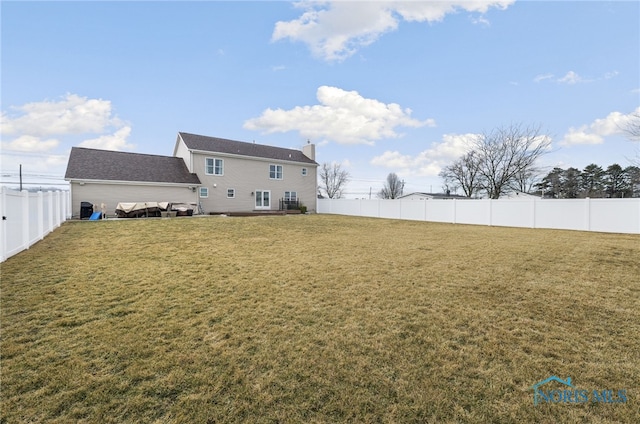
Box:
[1,0,639,196]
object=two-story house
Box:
[64,132,318,217]
[173,132,318,214]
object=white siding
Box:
[70,181,198,217]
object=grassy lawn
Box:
[1,214,639,423]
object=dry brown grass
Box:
[1,215,639,423]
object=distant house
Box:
[173,132,318,214]
[64,132,318,217]
[500,191,538,199]
[397,192,467,200]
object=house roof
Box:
[398,192,468,199]
[178,132,318,165]
[65,147,201,184]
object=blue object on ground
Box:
[89,212,102,220]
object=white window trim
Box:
[269,164,283,180]
[255,190,271,210]
[284,191,297,202]
[199,187,209,198]
[205,157,224,176]
[302,168,308,176]
[227,188,235,198]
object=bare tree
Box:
[509,165,542,194]
[319,162,350,199]
[439,151,483,197]
[621,110,640,166]
[621,110,640,140]
[475,123,551,199]
[378,173,404,199]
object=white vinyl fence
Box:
[318,198,640,234]
[1,187,71,263]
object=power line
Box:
[1,174,65,180]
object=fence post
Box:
[38,191,44,241]
[47,191,54,235]
[62,191,70,222]
[585,197,591,232]
[21,190,29,251]
[531,198,536,228]
[1,188,6,262]
[54,191,61,227]
[452,199,457,224]
[423,199,427,222]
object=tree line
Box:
[536,164,640,199]
[318,114,640,199]
[439,123,551,199]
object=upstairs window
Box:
[302,168,308,176]
[270,164,283,180]
[206,158,223,175]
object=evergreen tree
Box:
[581,164,605,198]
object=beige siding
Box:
[173,138,192,171]
[193,152,317,213]
[70,182,198,218]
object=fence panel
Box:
[1,188,71,263]
[2,190,27,259]
[589,198,640,234]
[454,200,489,225]
[491,199,534,228]
[379,200,401,219]
[399,201,425,221]
[28,192,40,247]
[535,200,586,231]
[317,198,640,234]
[360,200,380,218]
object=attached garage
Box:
[65,147,201,218]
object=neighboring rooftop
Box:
[178,132,318,165]
[64,147,201,184]
[397,192,469,199]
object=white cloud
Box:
[273,1,515,62]
[244,85,435,145]
[371,133,477,176]
[558,71,583,85]
[80,126,135,151]
[1,135,59,152]
[534,70,618,85]
[1,94,133,182]
[533,73,554,83]
[560,107,640,146]
[1,93,123,137]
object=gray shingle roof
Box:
[179,132,317,165]
[65,147,201,184]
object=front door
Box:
[255,190,270,210]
